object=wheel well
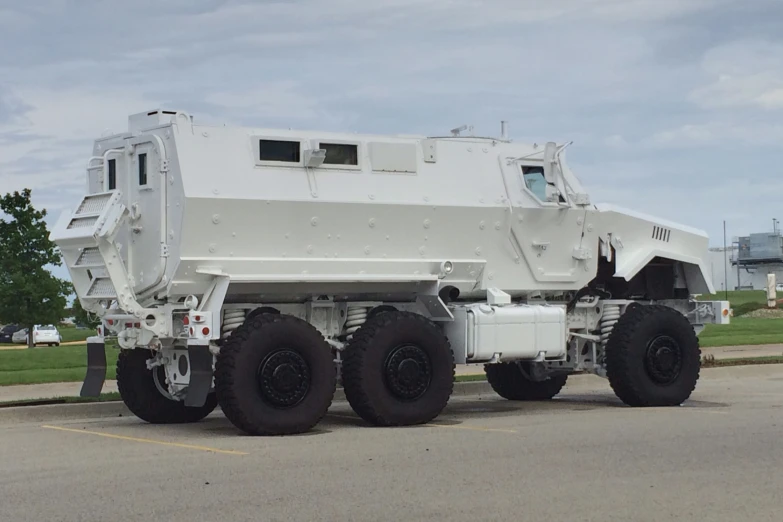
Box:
[591,251,689,300]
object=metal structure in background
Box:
[731,221,783,291]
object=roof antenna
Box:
[500,121,509,141]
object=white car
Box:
[13,325,62,346]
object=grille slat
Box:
[652,225,672,243]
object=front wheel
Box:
[605,304,701,407]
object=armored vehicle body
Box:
[51,110,729,435]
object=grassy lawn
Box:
[0,343,118,387]
[699,317,783,347]
[59,327,98,343]
[697,290,781,316]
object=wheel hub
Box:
[257,350,310,408]
[644,335,683,385]
[384,344,432,400]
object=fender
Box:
[612,247,715,295]
[595,203,716,295]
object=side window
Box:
[108,159,117,190]
[321,143,358,165]
[138,153,147,186]
[259,139,300,162]
[522,166,547,201]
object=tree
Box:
[0,189,72,347]
[72,298,101,329]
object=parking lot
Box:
[2,365,782,522]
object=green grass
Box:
[697,290,781,316]
[59,328,97,343]
[0,343,118,386]
[699,317,783,347]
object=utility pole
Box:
[723,220,729,299]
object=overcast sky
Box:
[2,0,782,283]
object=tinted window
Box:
[108,159,116,190]
[522,166,547,201]
[321,143,358,165]
[138,153,147,185]
[259,140,300,162]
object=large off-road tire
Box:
[485,362,568,400]
[342,311,455,426]
[214,314,337,436]
[116,349,217,424]
[605,304,701,407]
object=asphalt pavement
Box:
[1,364,782,522]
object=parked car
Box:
[11,328,28,344]
[0,324,22,344]
[12,325,62,346]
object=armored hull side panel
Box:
[168,124,602,299]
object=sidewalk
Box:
[1,344,782,404]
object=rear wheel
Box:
[215,314,337,436]
[116,349,217,424]
[485,362,567,400]
[605,304,700,407]
[342,311,454,426]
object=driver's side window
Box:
[522,166,547,201]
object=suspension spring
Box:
[221,309,247,340]
[600,304,621,346]
[344,306,369,339]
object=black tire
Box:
[214,314,336,436]
[485,362,568,400]
[605,304,700,407]
[342,311,455,426]
[116,349,218,424]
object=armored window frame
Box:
[107,159,117,190]
[521,165,547,201]
[259,139,301,163]
[138,153,148,186]
[314,139,362,171]
[252,136,304,167]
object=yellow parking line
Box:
[41,425,248,455]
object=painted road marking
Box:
[41,425,248,455]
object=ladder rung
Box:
[86,278,117,298]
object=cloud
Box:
[690,39,783,110]
[0,0,782,257]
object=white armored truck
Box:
[51,110,730,436]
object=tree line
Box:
[0,188,98,347]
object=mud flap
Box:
[184,345,213,407]
[80,338,106,397]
